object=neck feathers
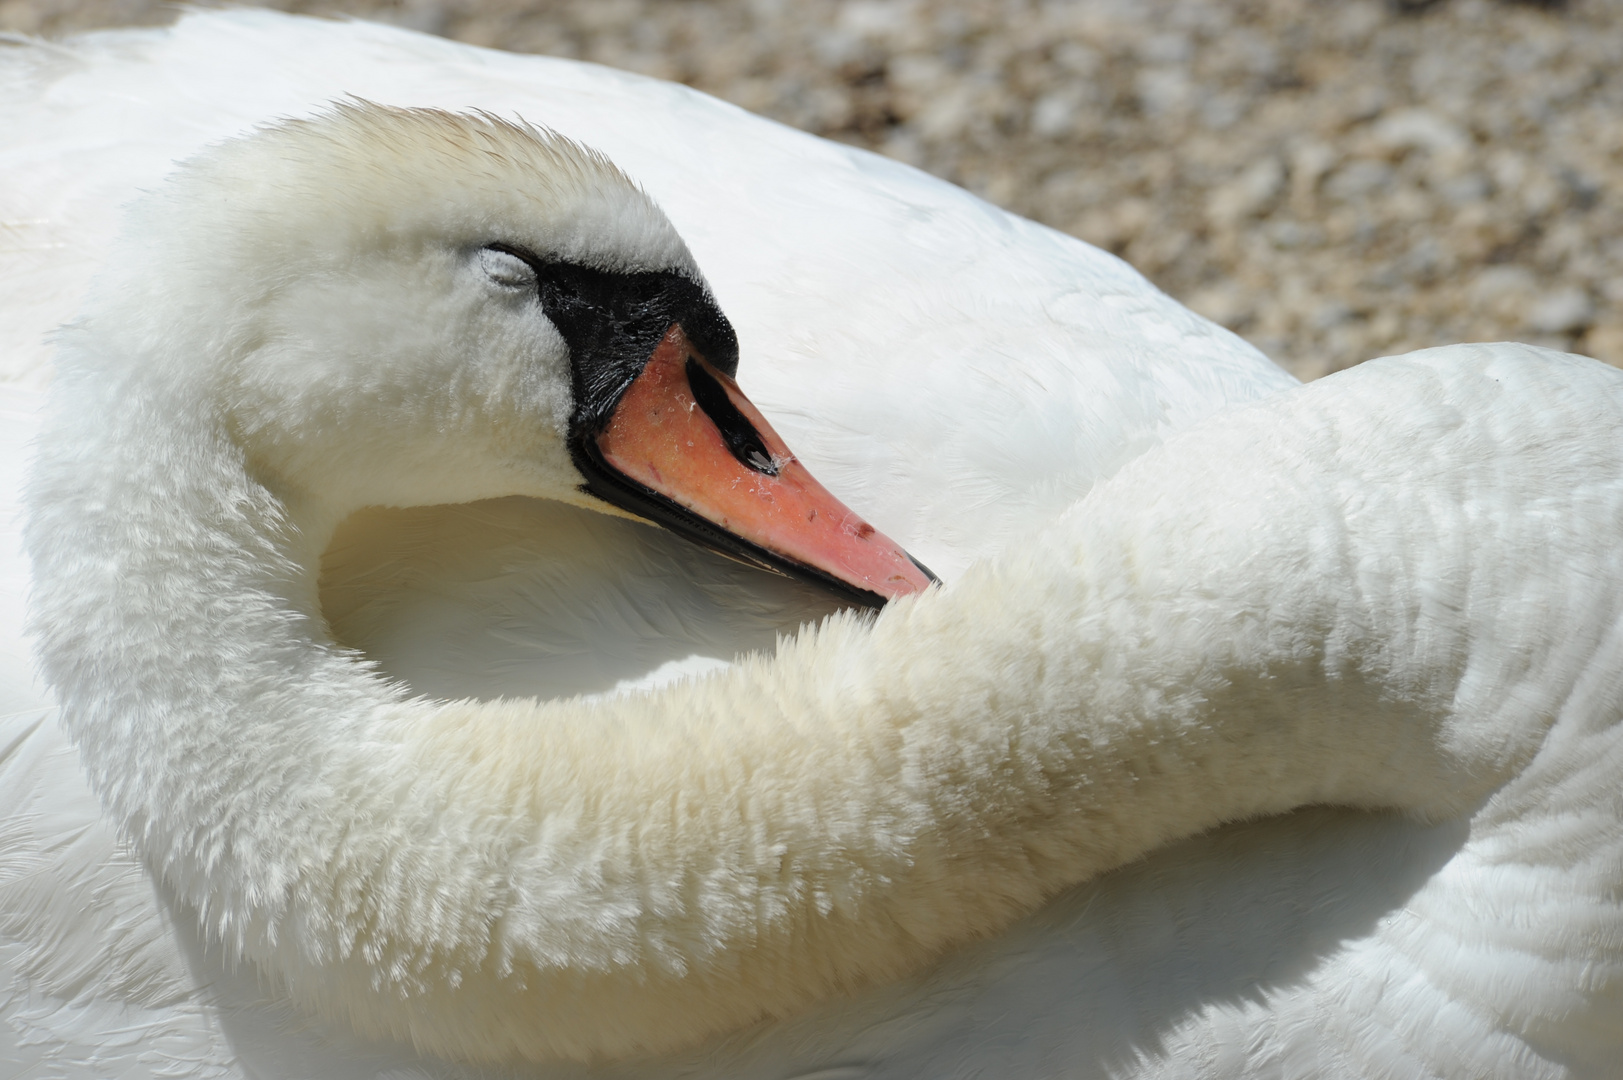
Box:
[28,346,1618,1062]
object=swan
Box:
[4,11,1621,1080]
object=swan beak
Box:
[576,324,937,609]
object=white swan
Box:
[4,11,1621,1080]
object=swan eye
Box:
[477,247,537,290]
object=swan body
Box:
[4,10,1621,1080]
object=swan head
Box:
[78,103,933,606]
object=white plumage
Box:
[3,10,1621,1079]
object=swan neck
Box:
[30,347,1578,1064]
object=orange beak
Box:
[575,324,936,608]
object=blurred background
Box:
[5,0,1618,381]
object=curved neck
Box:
[29,353,1590,1063]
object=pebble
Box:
[1528,286,1596,335]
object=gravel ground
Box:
[5,0,1621,380]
